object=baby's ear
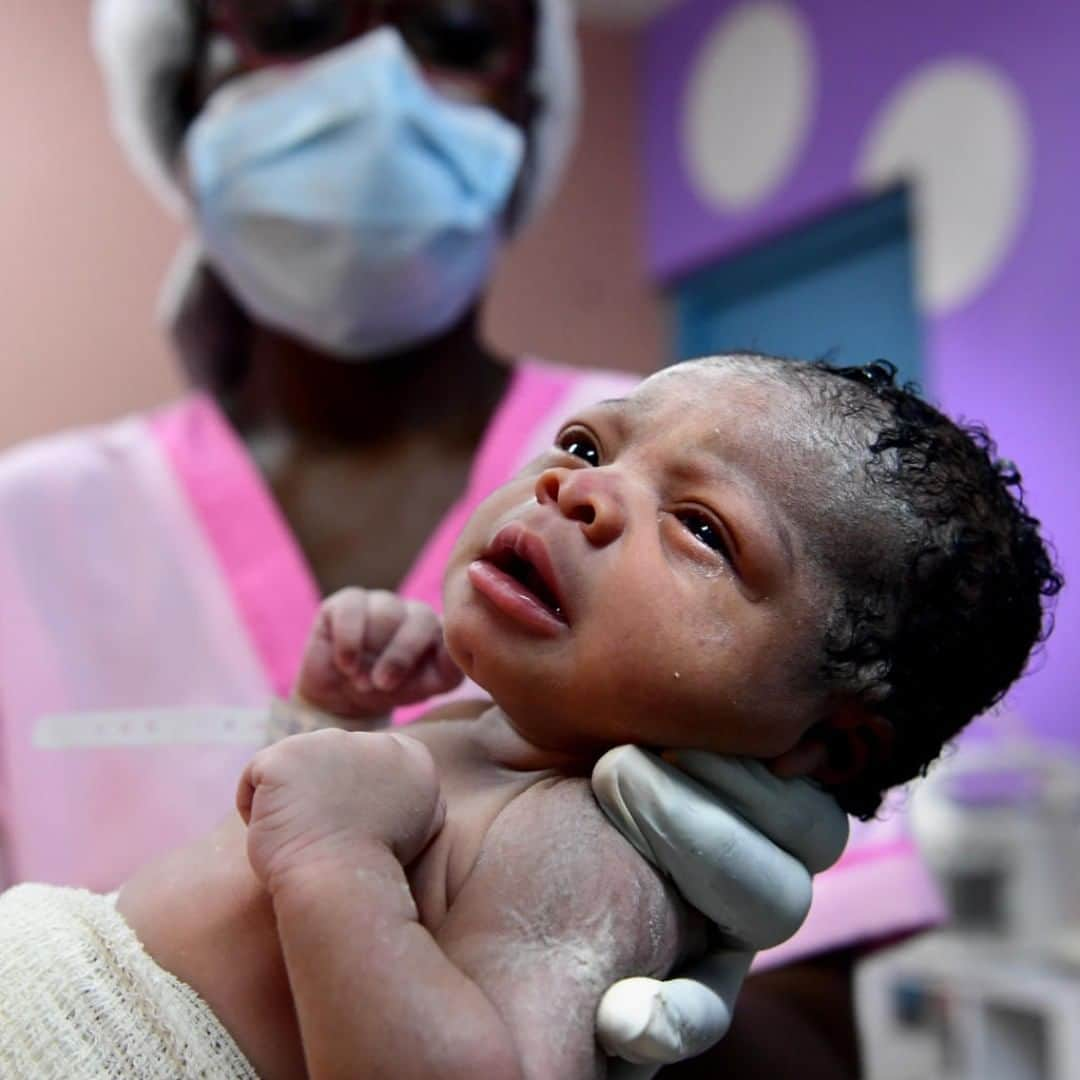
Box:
[770,701,893,785]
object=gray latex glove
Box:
[591,746,850,1078]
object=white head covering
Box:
[90,0,581,228]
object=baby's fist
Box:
[237,729,445,892]
[297,588,463,719]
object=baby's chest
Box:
[407,756,539,928]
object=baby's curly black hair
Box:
[768,357,1063,819]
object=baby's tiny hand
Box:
[296,588,463,718]
[236,729,445,893]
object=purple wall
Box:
[644,0,1079,742]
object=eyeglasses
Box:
[201,0,533,85]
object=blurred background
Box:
[3,0,1073,741]
[2,4,1078,1073]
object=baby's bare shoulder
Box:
[436,778,698,1078]
[469,777,690,980]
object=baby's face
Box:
[443,360,843,759]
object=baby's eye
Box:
[677,510,731,559]
[556,429,601,467]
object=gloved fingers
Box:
[592,747,656,863]
[593,747,813,948]
[665,749,850,873]
[597,951,752,1066]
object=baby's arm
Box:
[237,730,525,1080]
[272,588,465,740]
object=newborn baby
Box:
[2,354,1060,1080]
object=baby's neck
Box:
[471,706,598,778]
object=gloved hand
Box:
[591,746,850,1078]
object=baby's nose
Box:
[535,467,626,547]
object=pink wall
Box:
[0,9,661,452]
[0,5,184,451]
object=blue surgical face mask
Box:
[183,28,525,358]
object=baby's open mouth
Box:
[488,548,564,619]
[475,524,569,629]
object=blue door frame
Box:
[672,187,923,387]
